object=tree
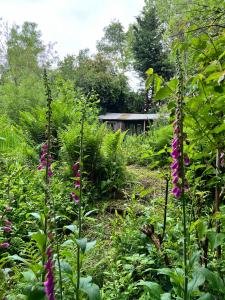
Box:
[131,3,173,80]
[96,20,128,71]
[58,50,144,112]
[5,22,45,85]
[0,22,53,121]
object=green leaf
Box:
[199,268,225,293]
[86,240,96,252]
[22,270,37,282]
[76,238,87,253]
[137,281,163,299]
[29,213,41,221]
[161,293,171,300]
[207,232,225,250]
[84,209,99,217]
[31,232,47,255]
[10,255,32,268]
[198,293,214,300]
[188,272,205,294]
[64,224,78,234]
[212,122,225,134]
[80,277,101,300]
[154,74,163,94]
[61,239,74,246]
[60,261,73,275]
[146,68,154,75]
[23,284,45,300]
[154,86,172,100]
[167,78,178,91]
[158,268,184,287]
[146,75,153,90]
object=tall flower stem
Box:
[176,51,188,300]
[76,98,87,300]
[43,69,63,299]
[215,148,221,259]
[162,176,169,242]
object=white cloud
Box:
[0,0,144,58]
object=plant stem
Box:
[76,99,86,300]
[176,51,188,300]
[162,176,169,242]
[215,148,221,259]
[52,195,63,300]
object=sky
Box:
[0,0,145,59]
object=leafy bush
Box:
[60,123,127,197]
[123,124,172,166]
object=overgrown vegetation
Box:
[0,0,225,299]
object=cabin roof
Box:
[99,113,167,121]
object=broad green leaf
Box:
[22,270,37,282]
[31,232,47,255]
[167,78,178,91]
[199,268,225,293]
[23,284,45,300]
[154,86,172,101]
[188,272,205,294]
[154,74,163,94]
[158,268,184,287]
[76,238,87,253]
[207,232,225,250]
[60,261,73,275]
[137,280,163,299]
[64,224,78,234]
[80,277,101,300]
[146,75,153,90]
[86,240,96,252]
[161,293,171,300]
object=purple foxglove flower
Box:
[172,176,179,184]
[42,144,48,150]
[171,160,179,170]
[48,171,53,177]
[72,162,79,172]
[172,186,181,198]
[3,226,12,232]
[174,126,179,134]
[172,170,178,177]
[71,192,79,203]
[0,242,10,248]
[171,149,180,159]
[184,155,190,166]
[74,181,80,188]
[44,247,55,300]
[172,138,179,147]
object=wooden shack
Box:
[99,113,165,134]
